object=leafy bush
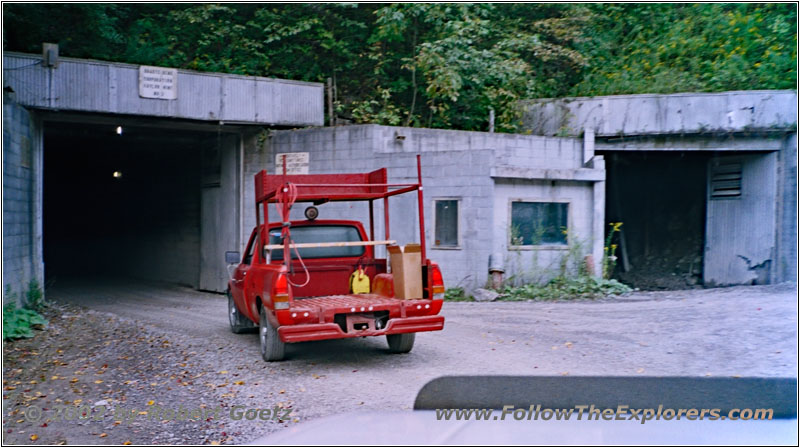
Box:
[3,303,47,340]
[444,287,474,302]
[499,276,631,301]
[25,280,46,312]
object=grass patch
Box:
[444,287,474,302]
[498,276,632,302]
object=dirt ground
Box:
[2,279,796,445]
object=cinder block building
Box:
[248,126,605,291]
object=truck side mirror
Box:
[225,251,241,264]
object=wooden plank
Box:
[264,240,396,250]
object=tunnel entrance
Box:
[42,119,229,289]
[602,151,709,290]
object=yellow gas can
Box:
[349,268,371,294]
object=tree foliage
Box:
[573,3,797,96]
[3,3,796,132]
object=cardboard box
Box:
[388,244,422,299]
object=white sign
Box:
[139,66,177,100]
[275,153,309,175]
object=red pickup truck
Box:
[226,156,445,361]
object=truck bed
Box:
[292,294,405,312]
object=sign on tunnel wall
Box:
[275,152,310,175]
[139,65,178,100]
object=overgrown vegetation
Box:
[497,222,632,301]
[444,287,474,302]
[3,281,48,341]
[603,222,623,279]
[24,279,46,312]
[498,276,631,302]
[4,3,795,132]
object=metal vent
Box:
[710,163,742,199]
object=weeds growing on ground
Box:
[3,281,48,340]
[3,303,48,340]
[444,287,474,302]
[498,276,631,301]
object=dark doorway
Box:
[43,120,219,288]
[602,151,709,290]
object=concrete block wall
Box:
[242,125,600,292]
[777,133,797,283]
[2,94,38,304]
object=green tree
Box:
[3,3,796,131]
[572,3,797,96]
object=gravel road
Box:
[3,278,796,444]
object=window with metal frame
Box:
[434,199,460,248]
[510,201,568,246]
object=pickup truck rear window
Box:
[269,225,365,260]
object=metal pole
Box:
[369,200,375,242]
[327,78,334,127]
[282,156,291,265]
[383,196,390,240]
[416,154,426,263]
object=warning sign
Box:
[139,66,178,100]
[275,153,309,175]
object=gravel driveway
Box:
[3,278,796,444]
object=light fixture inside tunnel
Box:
[113,171,123,179]
[116,126,123,135]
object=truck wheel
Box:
[228,291,253,334]
[259,306,285,361]
[387,333,415,354]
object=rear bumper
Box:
[277,315,445,343]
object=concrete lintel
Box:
[3,52,323,126]
[596,134,786,152]
[521,90,797,137]
[490,166,605,182]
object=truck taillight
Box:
[273,273,290,309]
[432,265,445,298]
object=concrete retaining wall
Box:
[3,93,41,304]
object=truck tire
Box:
[228,291,253,334]
[387,333,415,354]
[260,306,285,361]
